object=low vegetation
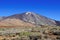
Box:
[0,25,60,40]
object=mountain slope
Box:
[0,12,60,27]
[6,12,57,26]
[55,20,60,26]
[0,18,35,28]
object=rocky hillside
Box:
[0,18,35,28]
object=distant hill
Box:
[0,17,5,21]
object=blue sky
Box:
[0,0,60,20]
